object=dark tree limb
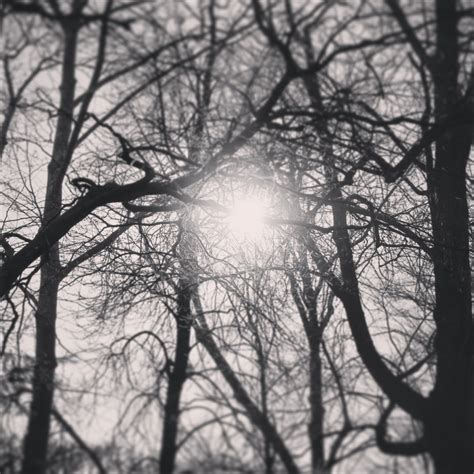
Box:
[375,403,426,456]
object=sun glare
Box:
[227,197,268,242]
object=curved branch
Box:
[375,403,426,456]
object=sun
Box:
[227,197,267,242]
[191,177,281,257]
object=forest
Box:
[0,0,473,473]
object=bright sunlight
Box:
[226,197,268,243]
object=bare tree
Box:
[1,1,471,473]
[1,1,207,471]
[252,0,473,471]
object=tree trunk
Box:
[288,207,329,473]
[21,22,79,474]
[290,256,326,473]
[308,334,326,474]
[21,271,59,474]
[254,325,275,474]
[159,278,192,474]
[426,2,473,472]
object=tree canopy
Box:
[0,1,472,473]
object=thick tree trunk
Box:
[159,279,192,474]
[21,22,78,474]
[425,2,473,472]
[426,156,472,474]
[21,270,59,474]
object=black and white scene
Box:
[0,0,473,473]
